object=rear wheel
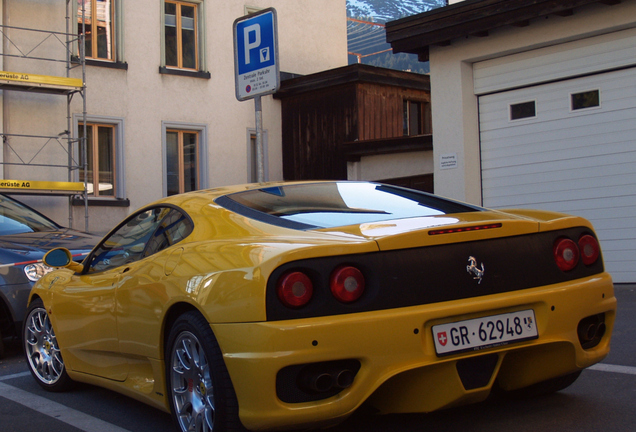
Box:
[166,311,245,432]
[0,328,5,359]
[23,299,73,392]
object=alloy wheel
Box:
[24,306,64,385]
[170,331,216,432]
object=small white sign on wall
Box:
[440,153,458,170]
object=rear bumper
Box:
[212,273,616,431]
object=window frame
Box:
[244,6,263,15]
[402,99,430,136]
[570,89,601,113]
[160,0,207,75]
[84,205,193,273]
[73,114,126,200]
[509,100,537,122]
[247,128,269,183]
[162,122,209,197]
[75,0,124,64]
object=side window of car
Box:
[142,209,193,258]
[88,207,172,272]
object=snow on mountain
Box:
[347,0,446,24]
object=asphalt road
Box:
[1,285,634,432]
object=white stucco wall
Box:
[428,1,636,205]
[347,151,434,182]
[1,0,347,233]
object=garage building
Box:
[387,0,636,282]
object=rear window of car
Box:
[216,182,482,230]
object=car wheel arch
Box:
[162,301,204,357]
[164,308,245,432]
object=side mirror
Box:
[43,248,84,273]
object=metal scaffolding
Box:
[0,1,88,230]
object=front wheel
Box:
[23,298,73,391]
[166,311,245,432]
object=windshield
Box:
[216,182,482,230]
[0,194,60,235]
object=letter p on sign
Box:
[243,24,260,65]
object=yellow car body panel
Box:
[212,273,615,430]
[26,182,617,431]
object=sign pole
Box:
[233,8,279,183]
[255,95,264,182]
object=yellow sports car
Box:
[23,181,616,432]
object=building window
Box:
[77,0,120,62]
[244,6,262,15]
[571,89,600,111]
[163,123,208,196]
[510,101,536,121]
[74,115,125,199]
[79,123,116,197]
[164,0,199,70]
[403,100,425,136]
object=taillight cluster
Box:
[276,271,313,308]
[553,234,600,272]
[276,265,365,308]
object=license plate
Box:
[432,310,538,356]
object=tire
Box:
[166,311,246,432]
[23,298,74,392]
[501,370,582,399]
[0,328,5,359]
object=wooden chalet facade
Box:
[275,64,434,192]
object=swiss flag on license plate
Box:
[437,331,448,346]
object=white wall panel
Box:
[474,27,636,95]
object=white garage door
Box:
[479,68,636,282]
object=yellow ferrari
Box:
[23,181,616,432]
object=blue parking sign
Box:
[234,8,279,101]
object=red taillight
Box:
[554,238,580,271]
[579,234,600,266]
[330,265,365,303]
[277,271,313,308]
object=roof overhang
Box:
[275,63,429,99]
[386,0,624,62]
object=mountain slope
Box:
[347,0,446,23]
[346,0,446,72]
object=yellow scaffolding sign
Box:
[0,71,83,94]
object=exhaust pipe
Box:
[301,372,334,393]
[577,313,606,349]
[298,365,357,393]
[335,369,354,389]
[277,359,361,403]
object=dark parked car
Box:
[0,193,99,357]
